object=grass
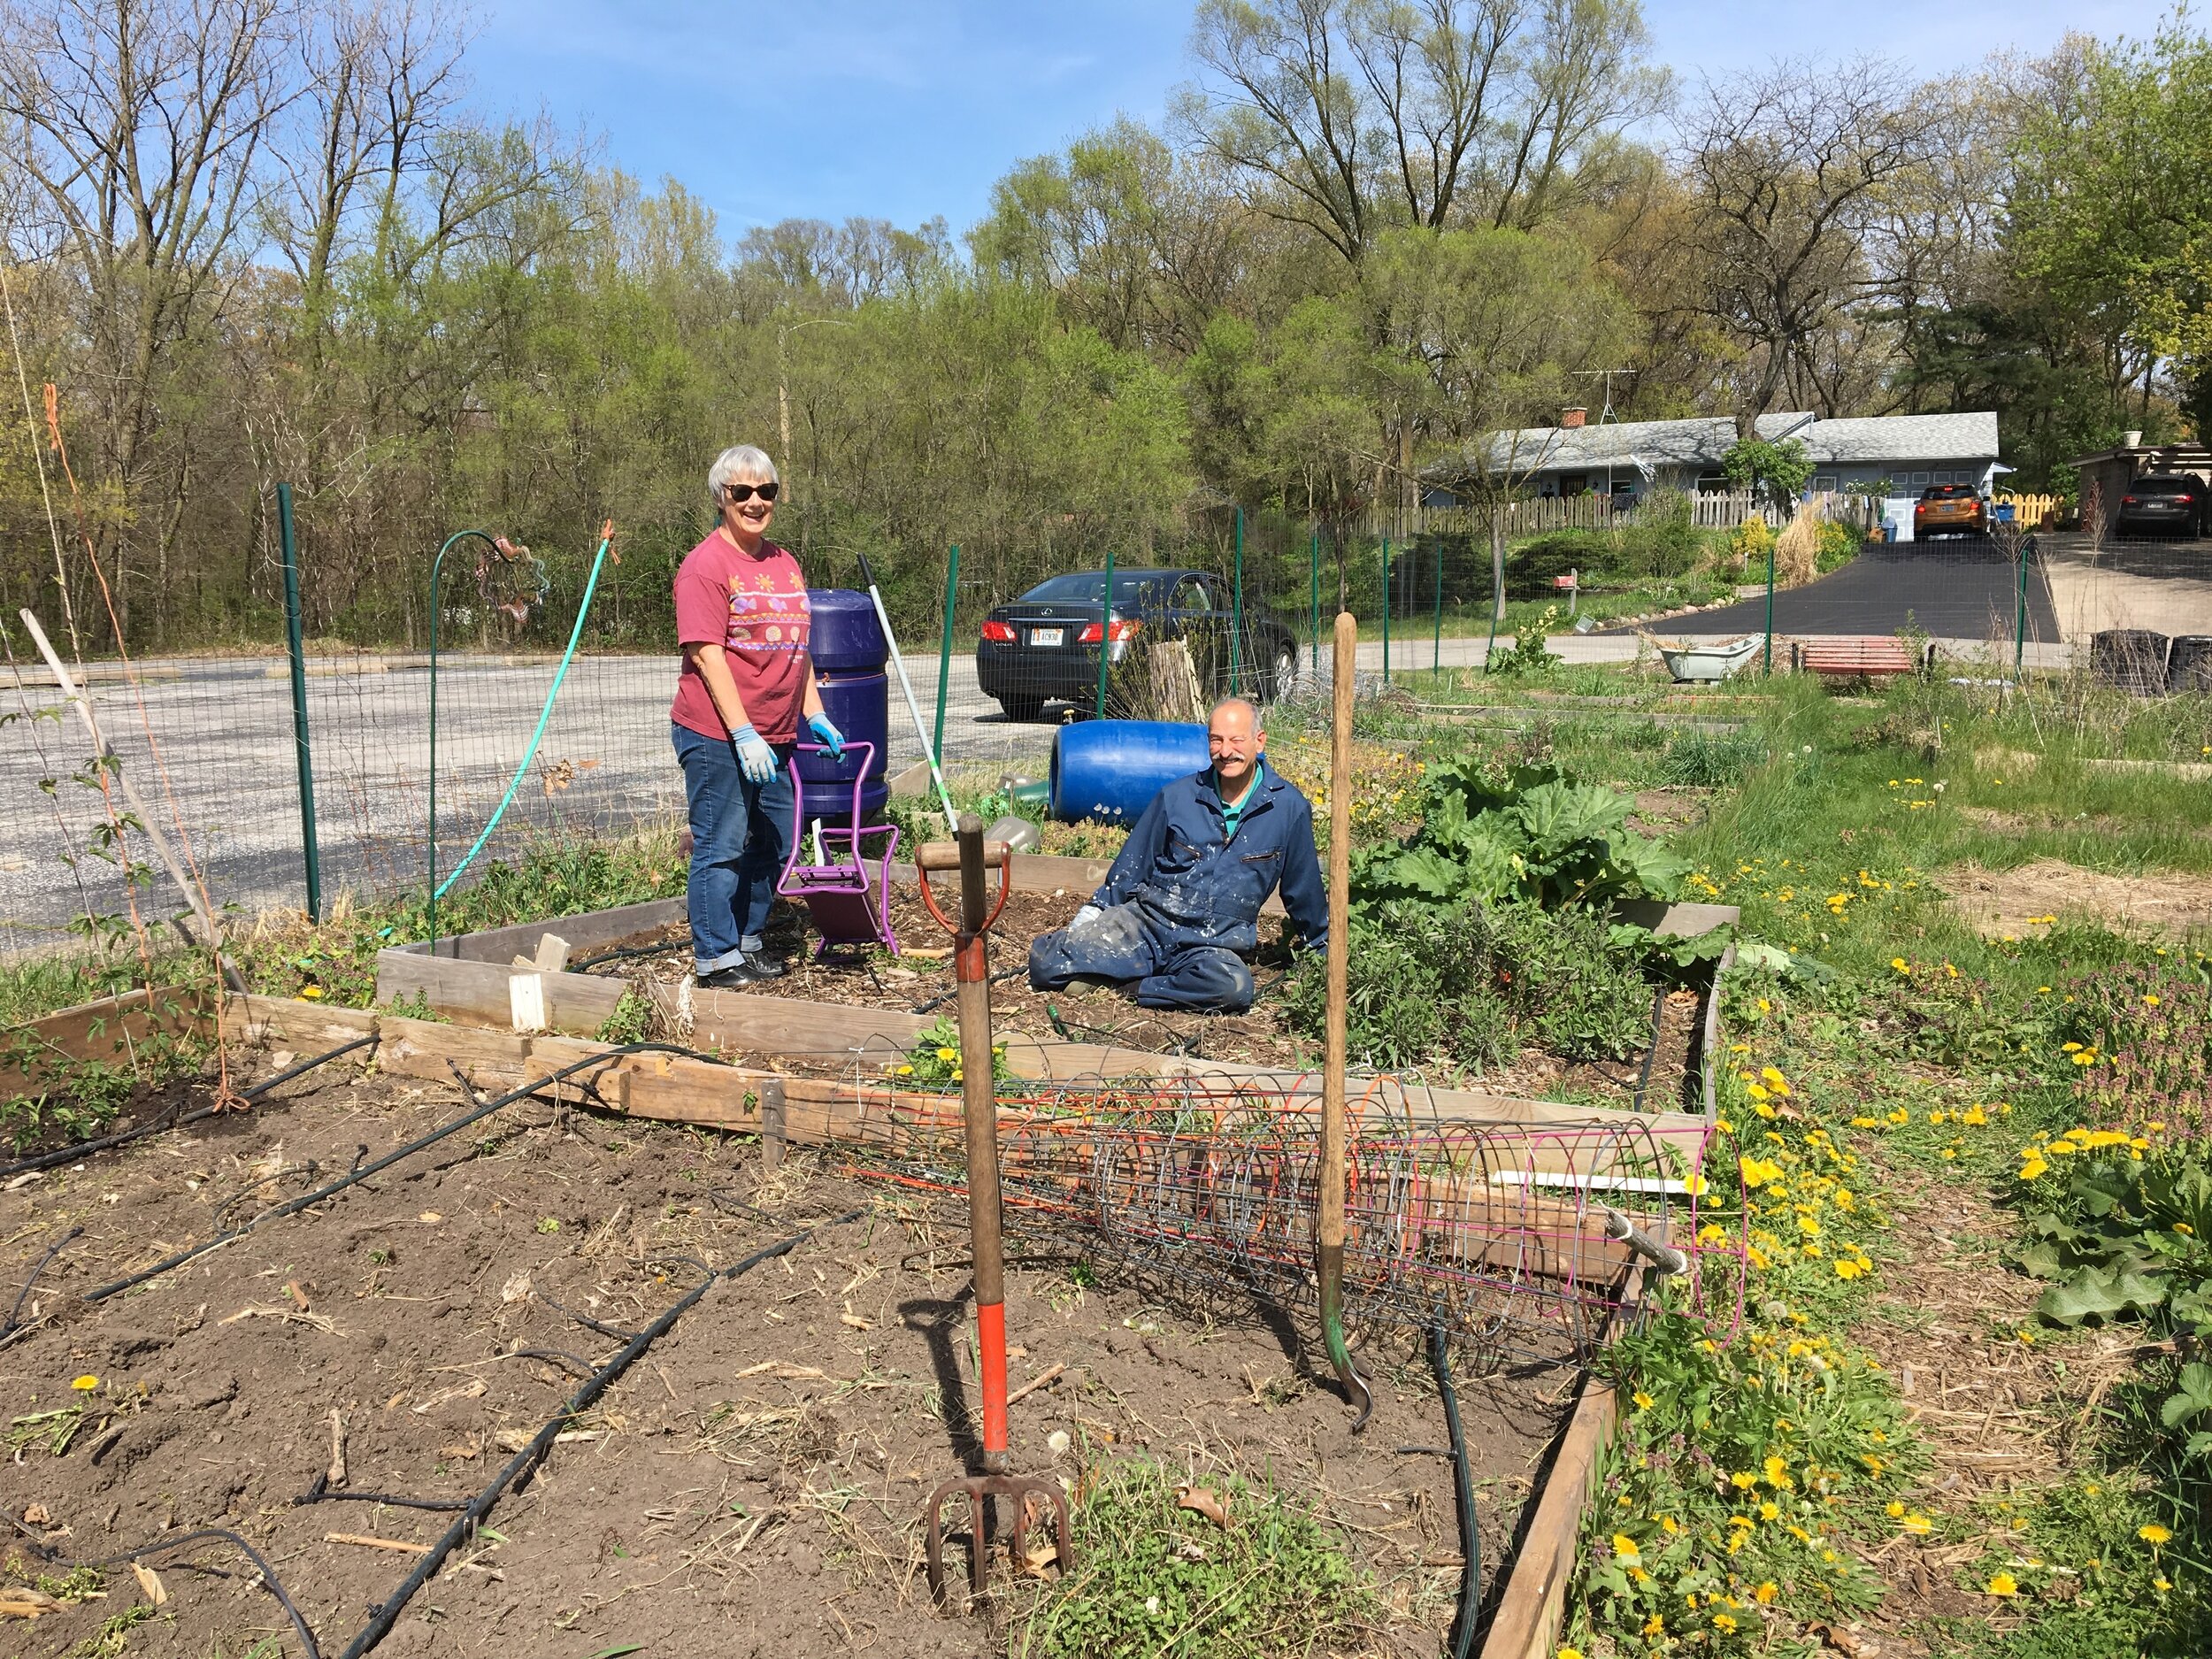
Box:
[1548,669,2212,1658]
[1011,1455,1378,1658]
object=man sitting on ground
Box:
[1027,697,1326,1012]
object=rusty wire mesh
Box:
[845,1074,1740,1366]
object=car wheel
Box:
[996,695,1045,723]
[1261,640,1300,703]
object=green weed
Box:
[1014,1457,1376,1658]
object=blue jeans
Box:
[672,722,795,974]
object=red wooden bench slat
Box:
[1801,636,1915,679]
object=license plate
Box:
[1030,627,1064,647]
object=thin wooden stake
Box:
[1319,612,1371,1428]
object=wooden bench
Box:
[1796,637,1917,682]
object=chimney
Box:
[1560,407,1587,429]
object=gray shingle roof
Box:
[1476,411,1998,476]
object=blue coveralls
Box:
[1027,763,1328,1012]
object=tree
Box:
[0,0,297,628]
[1721,436,1811,513]
[1179,0,1664,265]
[1671,58,1945,433]
[2008,18,2212,435]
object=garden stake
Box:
[1321,612,1372,1428]
[914,817,1073,1601]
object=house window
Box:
[1696,472,1730,492]
[1813,475,1837,492]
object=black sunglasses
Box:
[724,481,780,503]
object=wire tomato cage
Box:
[842,1071,1746,1367]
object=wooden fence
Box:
[1387,489,1877,541]
[1994,492,2064,528]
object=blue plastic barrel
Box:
[800,589,889,823]
[1049,719,1210,825]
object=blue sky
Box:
[472,0,2162,242]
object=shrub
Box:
[1613,488,1703,579]
[1506,529,1603,597]
[1729,516,1775,573]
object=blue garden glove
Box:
[807,712,845,760]
[730,724,778,784]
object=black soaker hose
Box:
[1,1225,81,1338]
[337,1205,868,1659]
[1431,1325,1481,1659]
[41,1528,325,1659]
[0,1033,380,1184]
[81,1040,704,1305]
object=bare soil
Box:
[585,891,1709,1109]
[1942,856,2212,941]
[1,1053,1569,1657]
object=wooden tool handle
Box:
[915,840,1010,872]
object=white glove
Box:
[1071,903,1104,929]
[731,724,778,784]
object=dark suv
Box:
[976,568,1300,722]
[2115,475,2209,539]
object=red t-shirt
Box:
[671,532,812,741]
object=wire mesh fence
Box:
[10,487,2212,959]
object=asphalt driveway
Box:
[1609,541,2060,642]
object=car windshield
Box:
[1018,572,1169,603]
[2131,477,2197,495]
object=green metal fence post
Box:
[1095,548,1116,719]
[277,483,321,922]
[1231,507,1244,696]
[1432,534,1443,675]
[2014,533,2031,679]
[1381,534,1391,684]
[1309,527,1320,677]
[1763,533,1778,676]
[933,544,958,764]
[1484,506,1503,671]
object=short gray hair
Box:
[708,444,779,508]
[1210,696,1260,728]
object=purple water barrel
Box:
[800,588,889,823]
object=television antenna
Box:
[1572,369,1636,499]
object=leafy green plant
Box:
[1355,758,1687,910]
[1489,603,1562,677]
[2015,1134,2212,1461]
[889,1015,1007,1086]
[1017,1457,1375,1658]
[595,987,653,1044]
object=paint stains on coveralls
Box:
[1027,763,1327,1012]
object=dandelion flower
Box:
[2140,1525,2172,1546]
[71,1374,99,1391]
[1892,957,1910,972]
[1985,1572,2018,1596]
[1902,1514,1932,1536]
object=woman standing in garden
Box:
[671,445,844,987]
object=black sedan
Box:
[2115,475,2210,539]
[976,568,1300,722]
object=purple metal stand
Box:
[776,741,900,957]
